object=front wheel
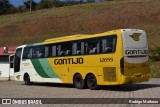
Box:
[87,74,98,90]
[24,74,32,85]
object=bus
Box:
[14,29,150,90]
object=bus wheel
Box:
[73,74,86,89]
[87,74,98,90]
[24,74,31,85]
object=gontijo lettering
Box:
[54,58,83,65]
[125,50,148,55]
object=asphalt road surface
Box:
[0,78,159,107]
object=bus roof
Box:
[16,29,144,47]
[44,29,121,44]
[44,34,88,42]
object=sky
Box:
[9,0,41,7]
[9,0,104,7]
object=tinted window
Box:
[23,46,45,59]
[72,41,83,55]
[102,35,117,53]
[84,38,100,54]
[52,45,57,57]
[22,35,117,59]
[71,35,116,55]
[32,46,45,58]
[23,47,31,59]
[14,48,22,72]
[57,42,72,56]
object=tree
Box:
[24,0,37,13]
[35,0,50,10]
[35,0,65,10]
[18,5,27,13]
[0,0,14,15]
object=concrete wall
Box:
[0,62,14,80]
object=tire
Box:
[24,74,32,85]
[73,74,86,89]
[87,74,98,90]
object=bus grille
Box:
[103,67,116,82]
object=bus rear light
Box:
[120,57,124,75]
[127,55,147,58]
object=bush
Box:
[150,61,160,78]
[149,47,160,61]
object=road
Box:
[0,78,159,107]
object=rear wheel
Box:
[87,74,98,90]
[24,74,32,85]
[73,74,86,89]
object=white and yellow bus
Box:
[14,29,150,90]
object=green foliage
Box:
[0,0,15,15]
[24,0,37,11]
[0,0,105,15]
[88,0,94,3]
[149,47,160,61]
[150,61,160,78]
[35,0,66,9]
[17,5,27,13]
[35,0,50,10]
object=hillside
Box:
[0,0,160,49]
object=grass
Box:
[150,61,160,78]
[0,0,160,47]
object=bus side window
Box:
[57,45,61,56]
[32,47,36,58]
[44,45,54,57]
[36,46,45,58]
[102,38,112,53]
[40,46,45,58]
[72,41,83,55]
[52,46,57,57]
[65,43,72,55]
[60,42,72,56]
[59,45,65,56]
[85,38,99,54]
[45,46,49,58]
[102,36,117,53]
[84,42,88,54]
[28,48,32,58]
[72,43,77,55]
[81,42,84,54]
[96,41,100,53]
[77,43,81,55]
[23,47,32,59]
[112,37,117,52]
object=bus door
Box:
[14,48,22,80]
[9,55,14,80]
